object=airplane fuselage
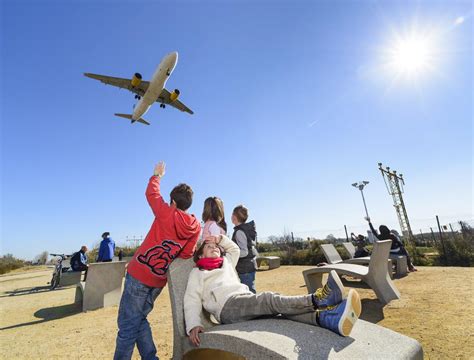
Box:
[132,52,178,121]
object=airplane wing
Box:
[84,73,150,97]
[158,88,194,115]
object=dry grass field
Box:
[0,265,473,359]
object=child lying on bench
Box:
[184,235,362,347]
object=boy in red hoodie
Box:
[114,161,201,360]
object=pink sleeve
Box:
[208,222,224,236]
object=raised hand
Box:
[154,161,166,177]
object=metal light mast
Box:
[378,163,414,243]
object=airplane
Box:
[84,51,193,125]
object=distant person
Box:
[97,232,115,262]
[184,235,362,348]
[365,217,417,272]
[118,249,124,261]
[350,233,371,258]
[201,196,227,241]
[114,161,201,360]
[70,246,88,280]
[231,205,258,293]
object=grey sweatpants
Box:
[219,291,317,326]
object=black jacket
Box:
[232,221,257,274]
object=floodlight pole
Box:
[352,181,370,219]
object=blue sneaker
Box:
[317,289,361,337]
[314,270,345,308]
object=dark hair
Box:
[379,225,391,237]
[170,183,194,211]
[202,197,227,232]
[193,242,226,263]
[232,205,248,224]
[102,232,110,238]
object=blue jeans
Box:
[114,273,163,360]
[239,271,256,294]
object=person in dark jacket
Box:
[97,232,115,262]
[70,246,88,271]
[365,217,416,272]
[70,246,89,280]
[231,205,258,293]
[350,233,371,258]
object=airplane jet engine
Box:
[170,89,180,102]
[131,73,142,87]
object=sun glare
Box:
[378,25,443,84]
[386,32,436,78]
[392,35,432,72]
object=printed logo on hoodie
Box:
[137,240,183,276]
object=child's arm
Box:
[234,230,249,258]
[184,270,205,336]
[218,235,240,268]
[146,162,170,217]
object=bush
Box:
[434,233,474,266]
[0,254,25,275]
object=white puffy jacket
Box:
[183,235,251,334]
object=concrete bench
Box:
[256,256,281,270]
[167,258,423,359]
[324,244,394,279]
[304,241,400,304]
[74,261,126,312]
[390,255,408,277]
[345,241,408,277]
[59,271,83,287]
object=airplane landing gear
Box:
[134,95,141,100]
[160,103,166,109]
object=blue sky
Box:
[1,1,472,259]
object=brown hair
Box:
[193,242,226,263]
[170,183,194,211]
[202,197,227,232]
[232,205,248,224]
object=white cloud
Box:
[454,16,465,26]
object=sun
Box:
[391,35,432,73]
[382,29,438,80]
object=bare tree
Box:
[33,251,49,265]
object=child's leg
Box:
[114,273,162,360]
[238,271,256,293]
[136,287,162,359]
[220,292,315,324]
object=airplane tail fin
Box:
[114,113,150,126]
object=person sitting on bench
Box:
[184,235,362,347]
[70,245,88,280]
[351,233,371,258]
[365,217,417,272]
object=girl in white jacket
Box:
[184,235,361,347]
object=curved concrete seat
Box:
[256,256,281,270]
[304,241,400,304]
[74,261,126,312]
[59,271,82,287]
[321,244,393,279]
[344,241,408,277]
[168,257,422,359]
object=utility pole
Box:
[378,163,414,246]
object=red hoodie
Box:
[127,176,201,288]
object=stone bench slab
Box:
[181,318,422,360]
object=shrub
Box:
[0,254,25,275]
[434,232,474,266]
